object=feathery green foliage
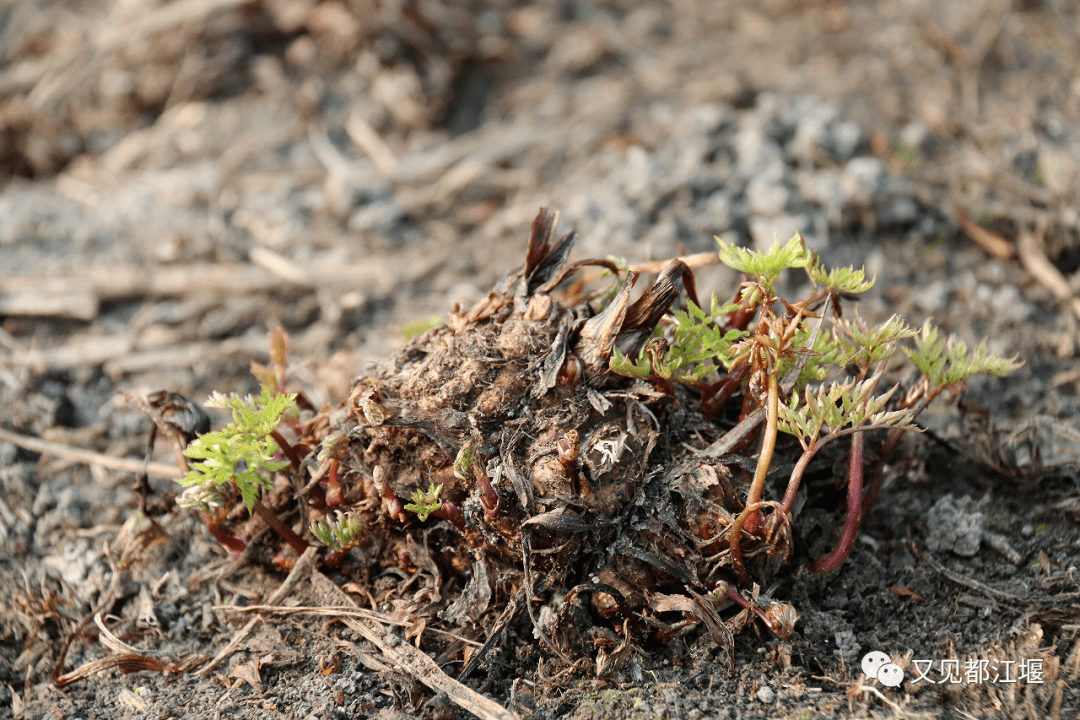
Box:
[774,321,842,389]
[311,510,365,552]
[405,483,445,522]
[904,320,1023,387]
[611,297,747,382]
[778,380,915,444]
[178,387,297,513]
[832,314,916,367]
[807,263,875,294]
[716,234,812,292]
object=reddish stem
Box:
[721,585,778,633]
[270,430,303,472]
[324,459,343,506]
[700,364,750,418]
[780,432,829,515]
[203,518,248,558]
[433,500,465,530]
[810,431,864,574]
[477,472,501,516]
[252,499,309,556]
[859,425,906,522]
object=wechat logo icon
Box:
[862,651,904,687]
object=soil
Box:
[2,1,1079,719]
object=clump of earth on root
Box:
[153,208,1020,672]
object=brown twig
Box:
[309,570,522,720]
[215,605,484,647]
[954,203,1014,260]
[251,499,309,556]
[0,248,449,301]
[53,541,124,687]
[196,545,319,677]
[269,430,303,472]
[913,543,1032,606]
[0,426,179,479]
[1017,224,1080,324]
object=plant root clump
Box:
[168,208,1017,673]
[299,209,797,664]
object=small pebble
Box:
[841,156,885,203]
[925,494,984,557]
[757,686,776,704]
[829,120,862,161]
[1021,524,1034,538]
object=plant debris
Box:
[144,208,1024,686]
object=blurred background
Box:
[2,2,1080,717]
[2,0,1077,406]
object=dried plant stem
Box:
[197,545,319,677]
[53,542,124,687]
[728,501,774,585]
[310,570,522,720]
[0,426,179,479]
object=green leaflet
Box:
[179,387,297,513]
[903,320,1023,388]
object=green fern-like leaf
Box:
[179,388,297,513]
[716,234,812,290]
[807,263,876,294]
[777,394,823,445]
[833,314,916,368]
[775,321,844,391]
[903,320,1022,388]
[782,378,915,436]
[404,483,444,522]
[661,301,747,380]
[610,299,748,382]
[611,347,654,379]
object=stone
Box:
[841,156,885,204]
[745,176,789,216]
[749,214,809,252]
[925,494,985,558]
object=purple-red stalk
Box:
[269,430,302,472]
[433,500,465,530]
[810,431,864,574]
[251,499,309,555]
[477,471,501,516]
[700,364,750,418]
[203,518,248,558]
[323,459,343,506]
